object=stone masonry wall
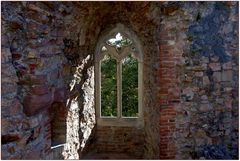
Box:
[1,2,66,159]
[1,1,238,160]
[156,2,239,159]
[1,2,97,159]
[177,2,239,159]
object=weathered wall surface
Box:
[177,2,239,159]
[1,2,97,159]
[1,2,66,159]
[87,126,144,158]
[1,1,238,160]
[156,1,239,159]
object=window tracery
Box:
[95,24,143,127]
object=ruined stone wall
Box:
[1,2,97,159]
[1,2,66,159]
[156,1,239,159]
[1,1,238,160]
[178,2,238,159]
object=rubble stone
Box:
[1,1,238,160]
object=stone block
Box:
[8,152,22,160]
[182,87,194,101]
[23,92,53,116]
[49,69,60,82]
[201,56,209,63]
[22,149,41,160]
[216,98,224,105]
[199,104,213,112]
[7,144,16,154]
[186,65,207,71]
[30,85,49,95]
[16,132,31,149]
[209,63,221,71]
[221,70,233,82]
[224,87,232,93]
[222,62,232,70]
[1,64,18,78]
[1,34,10,47]
[28,117,40,128]
[195,72,203,77]
[200,95,208,103]
[210,56,219,62]
[212,72,221,82]
[1,48,12,63]
[1,119,12,133]
[224,99,232,110]
[194,129,212,146]
[33,126,41,139]
[1,144,10,159]
[1,83,18,96]
[27,3,51,15]
[62,65,71,76]
[19,74,47,85]
[54,87,66,103]
[203,76,210,86]
[8,99,22,116]
[201,95,208,101]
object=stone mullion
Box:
[117,60,122,119]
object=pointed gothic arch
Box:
[94,23,144,127]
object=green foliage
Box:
[100,54,138,117]
[122,54,138,117]
[101,33,138,117]
[101,54,117,117]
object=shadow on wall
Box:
[49,102,67,159]
[51,54,95,159]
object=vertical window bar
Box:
[117,61,122,119]
[119,61,122,118]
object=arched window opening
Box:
[95,24,143,127]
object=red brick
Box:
[159,99,168,104]
[160,46,173,51]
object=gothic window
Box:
[95,24,143,126]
